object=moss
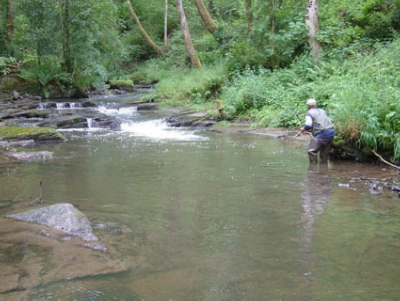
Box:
[332,136,346,148]
[0,126,66,141]
[109,79,134,90]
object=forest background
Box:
[1,0,400,163]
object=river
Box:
[0,94,399,300]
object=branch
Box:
[370,149,400,170]
[31,181,43,204]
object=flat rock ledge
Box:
[1,203,129,298]
[7,203,98,241]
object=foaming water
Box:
[53,100,206,141]
[120,119,207,141]
[96,105,138,117]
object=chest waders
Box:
[307,108,334,164]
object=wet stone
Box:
[7,203,98,241]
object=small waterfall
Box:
[86,118,93,129]
[56,103,67,109]
[69,102,82,109]
[38,102,83,110]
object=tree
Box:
[61,0,72,73]
[164,0,168,51]
[176,0,202,69]
[194,0,217,34]
[5,0,14,43]
[306,0,321,61]
[126,0,166,56]
[246,0,252,34]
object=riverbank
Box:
[0,90,395,166]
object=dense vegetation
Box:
[1,0,400,162]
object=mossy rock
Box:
[109,79,134,91]
[0,126,66,142]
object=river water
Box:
[1,95,400,300]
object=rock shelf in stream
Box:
[7,203,99,241]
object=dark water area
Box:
[0,97,399,300]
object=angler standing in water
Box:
[299,99,335,164]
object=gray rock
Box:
[137,102,158,110]
[6,151,53,161]
[7,203,98,241]
[11,90,20,100]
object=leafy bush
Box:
[220,38,400,160]
[0,57,17,75]
[145,62,227,105]
[19,59,69,98]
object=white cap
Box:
[306,98,317,106]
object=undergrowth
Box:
[134,39,400,161]
[220,39,400,161]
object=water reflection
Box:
[298,164,332,295]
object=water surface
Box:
[0,98,399,300]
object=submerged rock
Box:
[0,214,129,297]
[7,203,98,241]
[6,150,53,161]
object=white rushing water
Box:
[56,102,207,141]
[96,105,138,117]
[95,104,207,141]
[120,119,207,141]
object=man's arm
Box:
[300,114,313,132]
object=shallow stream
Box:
[1,95,399,300]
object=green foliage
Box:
[143,61,227,105]
[19,59,69,98]
[328,40,400,160]
[319,0,400,51]
[10,0,127,93]
[220,38,400,160]
[0,57,17,75]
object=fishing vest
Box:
[307,108,334,136]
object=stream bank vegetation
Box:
[1,0,400,164]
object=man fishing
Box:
[299,98,335,164]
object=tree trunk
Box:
[246,0,252,35]
[6,0,14,42]
[62,0,73,73]
[164,0,168,51]
[126,0,166,56]
[176,0,202,69]
[194,0,217,34]
[306,0,321,61]
[269,0,279,69]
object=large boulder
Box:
[7,203,98,241]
